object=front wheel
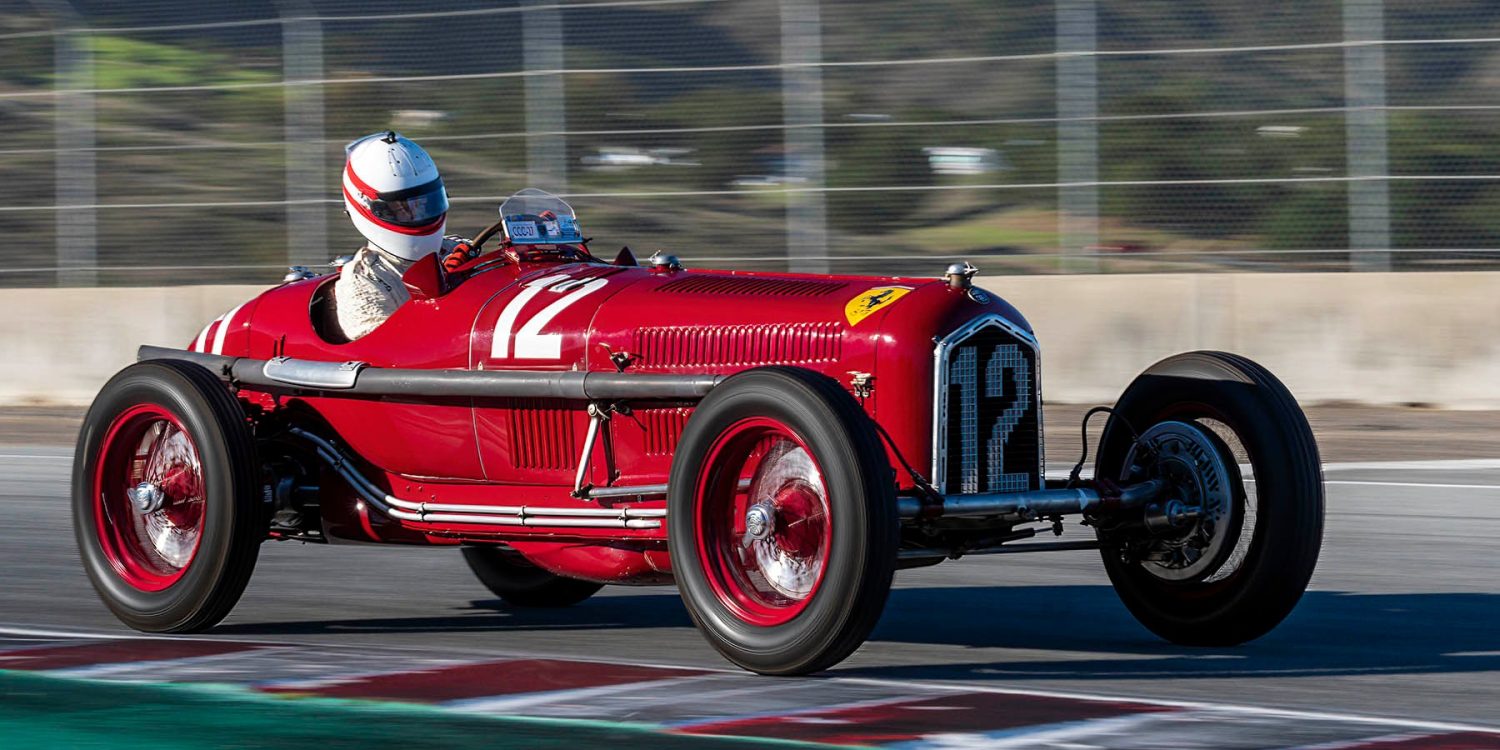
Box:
[73,360,266,633]
[1096,351,1324,646]
[669,367,898,676]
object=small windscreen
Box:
[500,188,583,245]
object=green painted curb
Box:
[0,670,838,749]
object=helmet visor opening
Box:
[346,176,449,230]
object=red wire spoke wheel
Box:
[93,405,207,591]
[73,360,265,633]
[669,367,897,676]
[695,418,832,626]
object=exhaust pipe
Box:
[289,429,664,530]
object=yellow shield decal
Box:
[845,286,912,326]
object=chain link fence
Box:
[3,0,1500,287]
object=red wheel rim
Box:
[694,417,831,626]
[92,404,207,592]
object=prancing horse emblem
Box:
[845,286,912,326]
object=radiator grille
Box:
[633,323,842,369]
[937,319,1042,494]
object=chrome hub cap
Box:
[742,502,774,545]
[127,481,167,514]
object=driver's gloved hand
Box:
[440,235,477,272]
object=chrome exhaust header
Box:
[289,429,664,530]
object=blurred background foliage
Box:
[2,0,1500,285]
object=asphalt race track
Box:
[2,445,1498,746]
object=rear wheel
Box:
[669,367,898,675]
[461,545,602,607]
[73,360,265,633]
[1096,351,1324,646]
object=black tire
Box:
[1096,351,1324,646]
[461,545,603,607]
[668,367,898,675]
[73,360,266,633]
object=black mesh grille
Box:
[941,324,1042,494]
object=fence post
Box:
[780,0,829,274]
[279,0,327,268]
[1344,0,1391,272]
[1056,0,1099,274]
[523,0,567,195]
[35,0,96,286]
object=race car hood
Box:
[579,268,1026,373]
[584,266,1030,377]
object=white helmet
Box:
[342,131,449,261]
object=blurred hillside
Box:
[3,0,1500,285]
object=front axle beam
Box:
[897,479,1165,521]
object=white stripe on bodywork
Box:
[192,317,221,352]
[489,274,569,359]
[210,302,247,355]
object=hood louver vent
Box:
[638,407,691,456]
[508,399,576,470]
[634,323,842,370]
[655,275,846,298]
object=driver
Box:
[335,131,473,340]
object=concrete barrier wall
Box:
[0,285,265,406]
[984,272,1500,409]
[2,272,1497,408]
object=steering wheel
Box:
[471,218,509,255]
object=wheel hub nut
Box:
[744,503,774,542]
[127,482,167,514]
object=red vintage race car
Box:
[72,191,1324,675]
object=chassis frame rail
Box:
[138,346,722,401]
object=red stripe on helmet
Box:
[344,161,383,200]
[342,185,446,236]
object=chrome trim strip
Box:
[929,313,1044,495]
[263,357,367,390]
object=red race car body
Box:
[195,252,1033,580]
[75,191,1325,675]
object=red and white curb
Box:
[2,628,1498,749]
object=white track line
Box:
[953,714,1169,748]
[444,676,708,713]
[0,625,143,640]
[49,647,286,678]
[1323,459,1500,472]
[1325,480,1500,489]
